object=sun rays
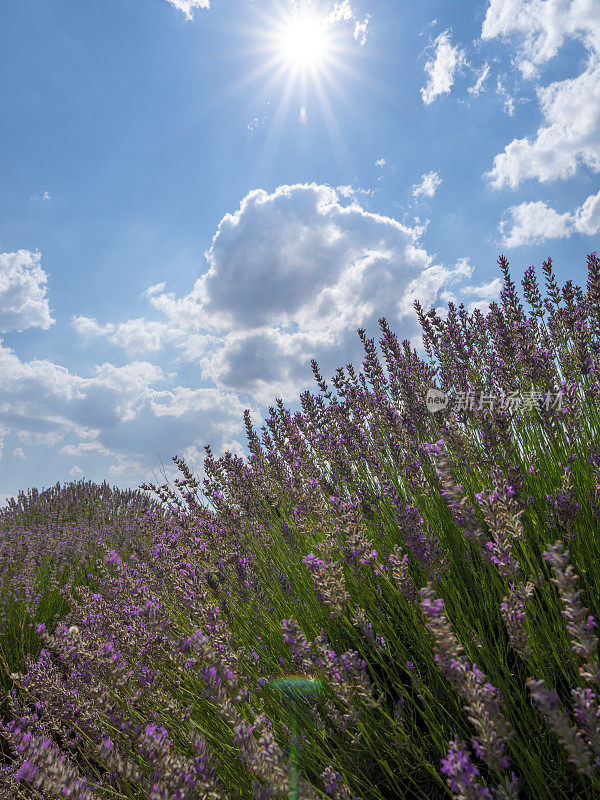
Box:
[276,8,332,74]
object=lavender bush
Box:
[0,481,169,725]
[2,253,600,799]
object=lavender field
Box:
[2,253,600,800]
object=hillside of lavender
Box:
[2,253,600,800]
[0,481,170,716]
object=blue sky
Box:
[0,0,599,503]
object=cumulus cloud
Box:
[499,190,600,247]
[165,0,210,20]
[69,466,84,479]
[500,201,574,247]
[482,0,600,188]
[0,251,54,333]
[412,171,442,198]
[0,340,83,403]
[1,179,495,493]
[575,189,600,235]
[375,158,386,168]
[138,183,480,404]
[487,62,600,187]
[481,0,600,80]
[0,336,257,486]
[71,315,169,354]
[12,448,26,460]
[420,30,468,105]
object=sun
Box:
[277,11,331,72]
[235,1,366,170]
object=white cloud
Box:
[375,158,386,168]
[460,277,504,314]
[60,441,112,457]
[0,180,492,492]
[12,447,26,460]
[336,185,374,201]
[69,466,84,479]
[412,170,442,198]
[30,190,52,202]
[488,61,600,187]
[108,455,144,478]
[328,0,354,23]
[148,386,249,435]
[467,62,491,95]
[574,189,600,235]
[0,335,259,487]
[420,30,468,105]
[141,183,481,404]
[500,190,600,246]
[165,0,210,20]
[483,1,600,188]
[0,339,84,402]
[325,2,370,46]
[354,16,370,46]
[89,362,166,423]
[500,200,574,247]
[495,76,516,116]
[145,281,166,296]
[419,19,438,38]
[481,0,600,80]
[71,315,169,354]
[0,251,54,333]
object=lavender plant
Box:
[0,480,169,728]
[3,253,600,800]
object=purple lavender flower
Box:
[527,677,593,775]
[440,737,493,800]
[546,467,581,539]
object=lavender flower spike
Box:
[302,531,351,618]
[542,540,600,684]
[321,765,363,800]
[500,582,535,661]
[441,737,520,800]
[527,678,593,775]
[420,583,514,774]
[571,686,600,763]
[422,440,494,568]
[440,737,493,800]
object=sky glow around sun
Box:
[236,2,362,177]
[278,11,331,71]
